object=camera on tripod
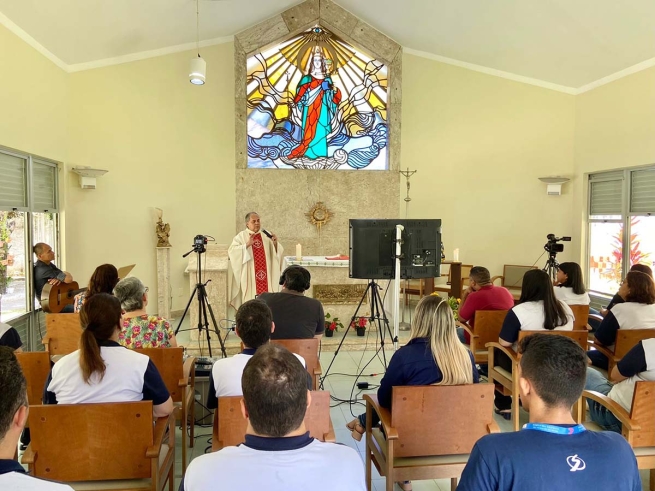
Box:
[193,234,208,253]
[544,233,571,255]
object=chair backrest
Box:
[212,390,333,451]
[45,313,81,355]
[134,347,184,403]
[569,305,590,330]
[502,265,537,290]
[15,352,51,405]
[473,310,508,348]
[447,264,473,283]
[629,381,655,448]
[390,384,495,458]
[29,401,153,481]
[614,329,655,359]
[271,338,319,388]
[517,329,589,350]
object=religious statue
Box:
[155,208,171,247]
[288,47,342,160]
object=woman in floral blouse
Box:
[113,277,178,349]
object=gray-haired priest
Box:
[228,212,284,310]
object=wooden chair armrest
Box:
[325,419,336,443]
[588,314,603,323]
[363,394,398,440]
[490,275,504,285]
[587,341,614,359]
[183,356,197,386]
[487,420,501,434]
[582,390,640,431]
[42,337,50,351]
[314,361,323,377]
[21,444,36,465]
[485,342,518,362]
[146,413,174,458]
[457,322,475,338]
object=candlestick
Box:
[296,243,302,261]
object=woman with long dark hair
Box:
[588,270,655,369]
[73,264,119,313]
[45,293,173,417]
[554,262,590,306]
[494,269,574,415]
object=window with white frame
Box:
[0,147,59,333]
[588,166,655,295]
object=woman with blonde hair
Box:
[347,295,478,473]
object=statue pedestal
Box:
[156,247,171,319]
[185,244,229,352]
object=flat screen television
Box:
[349,219,442,280]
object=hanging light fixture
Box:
[189,0,206,85]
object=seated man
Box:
[258,265,324,339]
[33,243,74,312]
[184,344,365,491]
[206,299,306,409]
[457,266,514,344]
[585,338,655,433]
[0,347,72,490]
[0,322,22,352]
[458,334,641,491]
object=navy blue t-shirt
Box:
[457,425,641,491]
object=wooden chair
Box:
[588,329,655,374]
[491,265,537,292]
[569,304,591,330]
[271,338,321,390]
[22,401,174,491]
[487,329,589,430]
[400,279,426,305]
[577,381,655,491]
[43,313,82,355]
[458,310,508,364]
[433,264,473,299]
[15,351,51,405]
[211,390,336,451]
[364,384,498,491]
[135,347,196,474]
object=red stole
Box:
[251,233,269,295]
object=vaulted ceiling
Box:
[1,0,654,92]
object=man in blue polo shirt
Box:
[458,334,641,491]
[184,344,365,491]
[0,347,72,490]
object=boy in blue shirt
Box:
[458,333,641,491]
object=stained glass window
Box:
[247,26,388,170]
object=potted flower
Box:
[430,292,461,320]
[351,316,368,336]
[324,312,344,338]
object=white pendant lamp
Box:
[189,0,206,85]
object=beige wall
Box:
[65,43,236,311]
[572,66,655,260]
[401,53,577,277]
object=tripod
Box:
[320,280,396,388]
[175,247,227,358]
[543,252,560,283]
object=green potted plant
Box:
[324,312,344,338]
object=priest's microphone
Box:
[262,229,274,239]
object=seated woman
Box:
[494,269,574,416]
[73,263,119,313]
[588,270,655,370]
[45,293,174,417]
[553,262,590,306]
[346,294,478,491]
[585,338,655,433]
[113,277,178,349]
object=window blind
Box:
[589,171,623,216]
[630,168,655,214]
[32,160,57,211]
[0,152,27,209]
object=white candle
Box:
[296,243,302,260]
[453,248,460,262]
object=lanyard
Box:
[522,423,586,435]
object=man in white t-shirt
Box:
[206,299,306,408]
[0,347,72,490]
[184,344,365,491]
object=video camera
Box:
[193,234,208,253]
[544,234,571,255]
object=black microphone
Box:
[262,229,274,239]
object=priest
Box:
[228,212,284,310]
